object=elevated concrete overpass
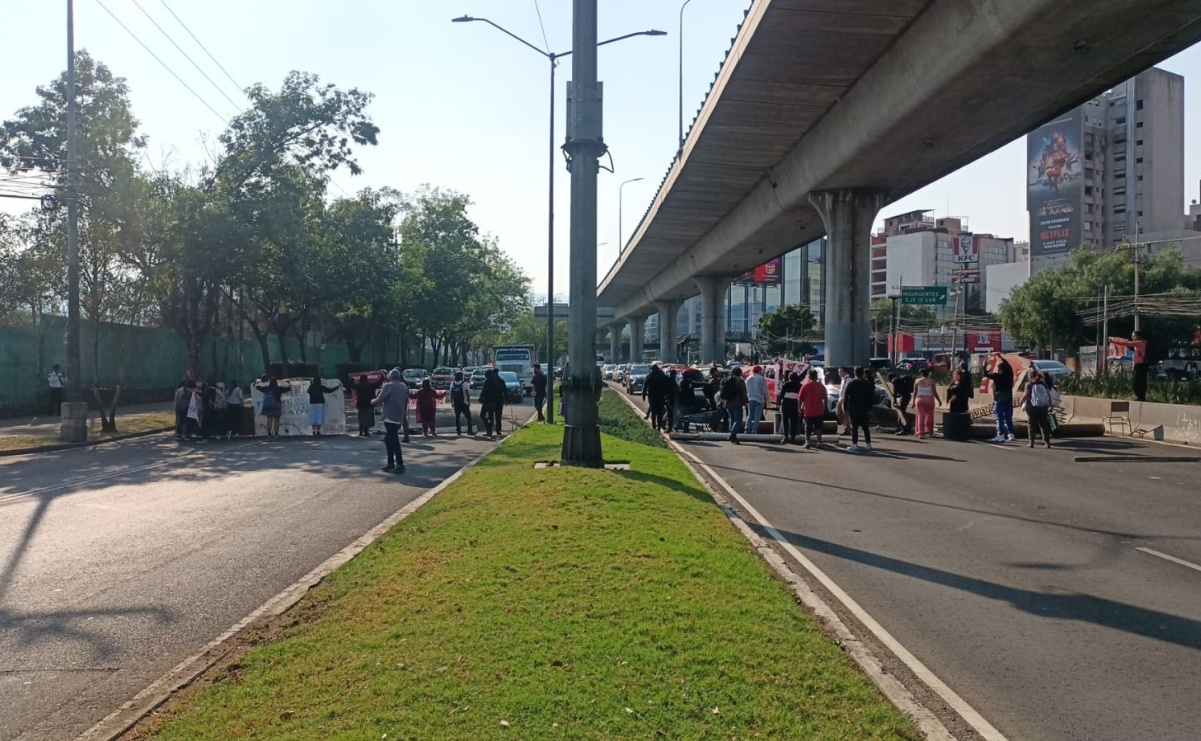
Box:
[598,0,1201,365]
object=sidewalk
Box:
[0,400,174,436]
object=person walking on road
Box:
[835,367,853,437]
[888,373,914,435]
[373,369,409,473]
[1110,331,1149,401]
[778,371,802,444]
[843,366,875,453]
[450,371,474,435]
[478,368,507,439]
[531,363,548,422]
[799,369,828,449]
[913,368,941,439]
[355,376,376,436]
[306,376,341,436]
[745,365,768,435]
[721,366,748,445]
[1018,369,1054,449]
[985,354,1016,442]
[642,364,671,431]
[47,364,67,417]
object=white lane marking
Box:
[0,440,264,504]
[672,442,1010,741]
[1136,547,1201,574]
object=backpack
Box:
[719,376,738,401]
[1029,382,1050,408]
[451,382,466,404]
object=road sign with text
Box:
[901,286,948,305]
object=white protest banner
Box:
[250,378,346,436]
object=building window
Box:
[1136,121,1143,128]
[1115,116,1126,125]
[1114,188,1126,197]
[1136,99,1144,110]
[1115,207,1126,215]
[1084,222,1091,231]
[1115,171,1126,179]
[1137,211,1143,217]
[1136,139,1143,146]
[1085,186,1094,196]
[1137,175,1143,181]
[1136,157,1143,163]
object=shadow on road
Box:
[776,528,1201,652]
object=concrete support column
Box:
[694,275,732,365]
[627,316,646,363]
[608,320,627,363]
[655,299,679,364]
[809,189,888,368]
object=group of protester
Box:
[631,352,1064,452]
[172,376,245,442]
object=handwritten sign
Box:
[250,378,346,436]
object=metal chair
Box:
[1103,401,1131,436]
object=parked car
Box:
[498,371,525,404]
[898,357,929,372]
[625,364,652,394]
[430,366,456,390]
[602,363,617,381]
[402,368,428,386]
[1031,359,1074,380]
[470,368,488,390]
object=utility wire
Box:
[158,0,246,97]
[93,0,228,125]
[130,0,243,111]
[532,0,552,54]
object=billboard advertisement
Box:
[735,257,781,285]
[952,235,978,263]
[1027,108,1084,258]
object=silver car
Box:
[625,364,651,394]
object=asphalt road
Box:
[0,403,529,741]
[615,385,1201,741]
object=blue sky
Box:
[3,2,1200,300]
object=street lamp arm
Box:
[599,29,667,48]
[452,15,552,59]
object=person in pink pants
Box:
[913,368,942,438]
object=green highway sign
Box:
[901,286,948,306]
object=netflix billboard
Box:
[734,257,781,286]
[1027,108,1084,258]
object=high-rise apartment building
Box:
[1027,67,1184,272]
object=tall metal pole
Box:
[618,176,643,251]
[546,56,557,424]
[1102,284,1110,375]
[678,0,693,156]
[65,0,81,405]
[561,0,604,466]
[1133,227,1142,332]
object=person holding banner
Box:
[1109,331,1149,401]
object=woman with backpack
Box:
[1018,370,1054,449]
[255,377,290,437]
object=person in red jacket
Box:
[798,369,829,449]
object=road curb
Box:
[609,389,979,741]
[76,412,537,741]
[1074,454,1201,463]
[0,425,174,458]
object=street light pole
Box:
[451,17,664,427]
[61,0,86,442]
[678,0,694,156]
[618,177,643,252]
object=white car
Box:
[602,364,617,381]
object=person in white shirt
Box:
[47,364,67,416]
[224,380,244,438]
[745,365,769,434]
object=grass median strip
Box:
[134,394,920,741]
[0,411,176,452]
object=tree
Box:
[757,303,816,358]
